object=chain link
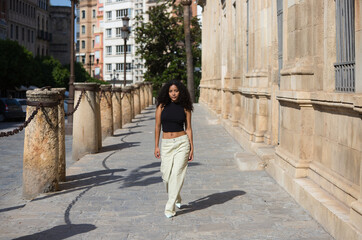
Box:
[0,105,41,138]
[65,90,85,117]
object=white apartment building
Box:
[103,0,146,86]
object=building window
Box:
[27,29,30,42]
[31,30,34,43]
[82,10,85,18]
[116,10,121,19]
[106,46,112,55]
[81,55,85,64]
[106,28,112,38]
[95,51,100,59]
[95,35,100,43]
[15,26,18,39]
[82,40,85,49]
[106,11,112,20]
[95,67,100,75]
[334,0,355,92]
[116,63,121,72]
[122,63,131,72]
[93,9,96,18]
[10,24,13,38]
[106,64,112,72]
[81,25,85,34]
[92,24,95,33]
[21,29,25,41]
[92,40,94,48]
[116,27,121,37]
[116,45,121,55]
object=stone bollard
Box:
[112,87,122,130]
[146,82,153,106]
[147,82,153,105]
[133,83,141,115]
[23,89,60,199]
[52,88,66,182]
[121,86,132,125]
[72,83,100,161]
[100,85,113,141]
[140,83,145,111]
[95,86,102,151]
[130,85,135,119]
[144,83,149,107]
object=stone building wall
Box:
[198,1,362,239]
[49,6,71,65]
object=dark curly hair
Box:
[156,80,193,111]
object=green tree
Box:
[0,40,34,90]
[134,2,201,99]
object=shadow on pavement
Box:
[12,224,96,240]
[99,141,140,153]
[66,169,126,181]
[113,131,142,137]
[60,171,125,191]
[0,204,26,213]
[120,162,161,189]
[177,190,246,215]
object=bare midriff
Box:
[162,131,186,139]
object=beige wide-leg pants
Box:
[161,134,190,216]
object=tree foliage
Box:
[134,2,201,99]
[0,39,108,92]
[0,40,34,90]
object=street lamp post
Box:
[110,69,119,87]
[88,54,94,77]
[181,0,195,103]
[121,14,130,87]
[67,0,78,129]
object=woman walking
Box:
[154,80,194,218]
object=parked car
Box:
[0,98,25,121]
[15,98,27,117]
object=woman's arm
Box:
[185,109,194,161]
[154,105,162,159]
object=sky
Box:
[50,0,71,7]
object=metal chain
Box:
[0,105,41,138]
[65,90,85,117]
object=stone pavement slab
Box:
[0,104,333,239]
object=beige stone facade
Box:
[199,1,362,239]
[76,0,97,75]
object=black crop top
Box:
[161,102,186,132]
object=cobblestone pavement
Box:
[0,105,333,240]
[0,120,74,202]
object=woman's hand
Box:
[154,147,161,159]
[188,148,193,162]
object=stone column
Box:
[140,83,145,111]
[122,86,132,125]
[72,83,100,161]
[254,95,269,142]
[96,87,102,151]
[350,2,362,228]
[133,83,141,116]
[52,88,66,182]
[100,85,113,141]
[23,89,60,199]
[148,83,153,105]
[130,86,135,118]
[143,83,147,108]
[112,87,122,130]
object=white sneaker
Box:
[175,203,182,209]
[165,213,174,218]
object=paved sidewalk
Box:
[0,104,333,240]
